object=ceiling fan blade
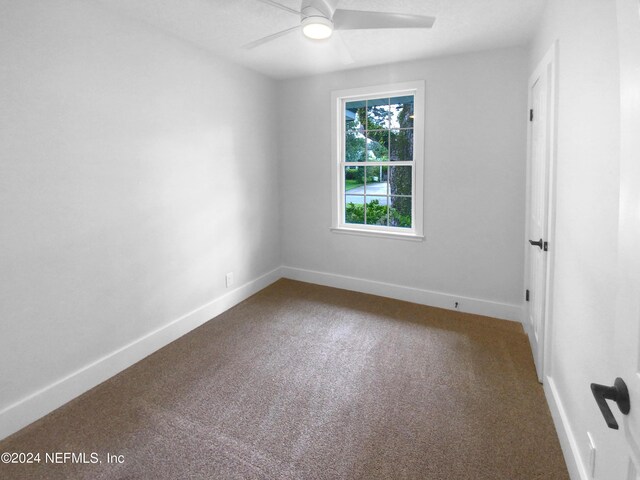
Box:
[333,31,354,65]
[242,26,300,49]
[254,0,301,16]
[333,9,435,30]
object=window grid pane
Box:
[365,196,388,226]
[389,96,414,129]
[345,194,365,224]
[389,129,413,161]
[390,196,412,228]
[389,166,412,196]
[366,98,390,131]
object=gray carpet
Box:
[0,279,568,479]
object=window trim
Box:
[330,81,425,240]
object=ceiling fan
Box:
[244,0,435,57]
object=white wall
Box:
[0,0,280,436]
[528,1,621,478]
[278,48,528,318]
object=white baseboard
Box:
[0,267,282,442]
[280,266,523,322]
[544,376,588,480]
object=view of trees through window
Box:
[343,95,414,228]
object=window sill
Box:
[330,227,425,242]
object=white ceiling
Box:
[94,0,547,79]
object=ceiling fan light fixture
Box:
[302,16,333,40]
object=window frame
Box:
[330,81,425,240]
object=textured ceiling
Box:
[93,0,547,79]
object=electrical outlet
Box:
[587,432,596,478]
[225,272,234,288]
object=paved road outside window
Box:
[346,182,388,205]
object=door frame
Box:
[524,41,558,383]
[613,0,640,475]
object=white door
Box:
[593,0,640,477]
[526,47,555,382]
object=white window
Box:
[331,81,425,240]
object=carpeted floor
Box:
[0,279,568,479]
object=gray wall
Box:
[0,0,280,415]
[278,48,528,309]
